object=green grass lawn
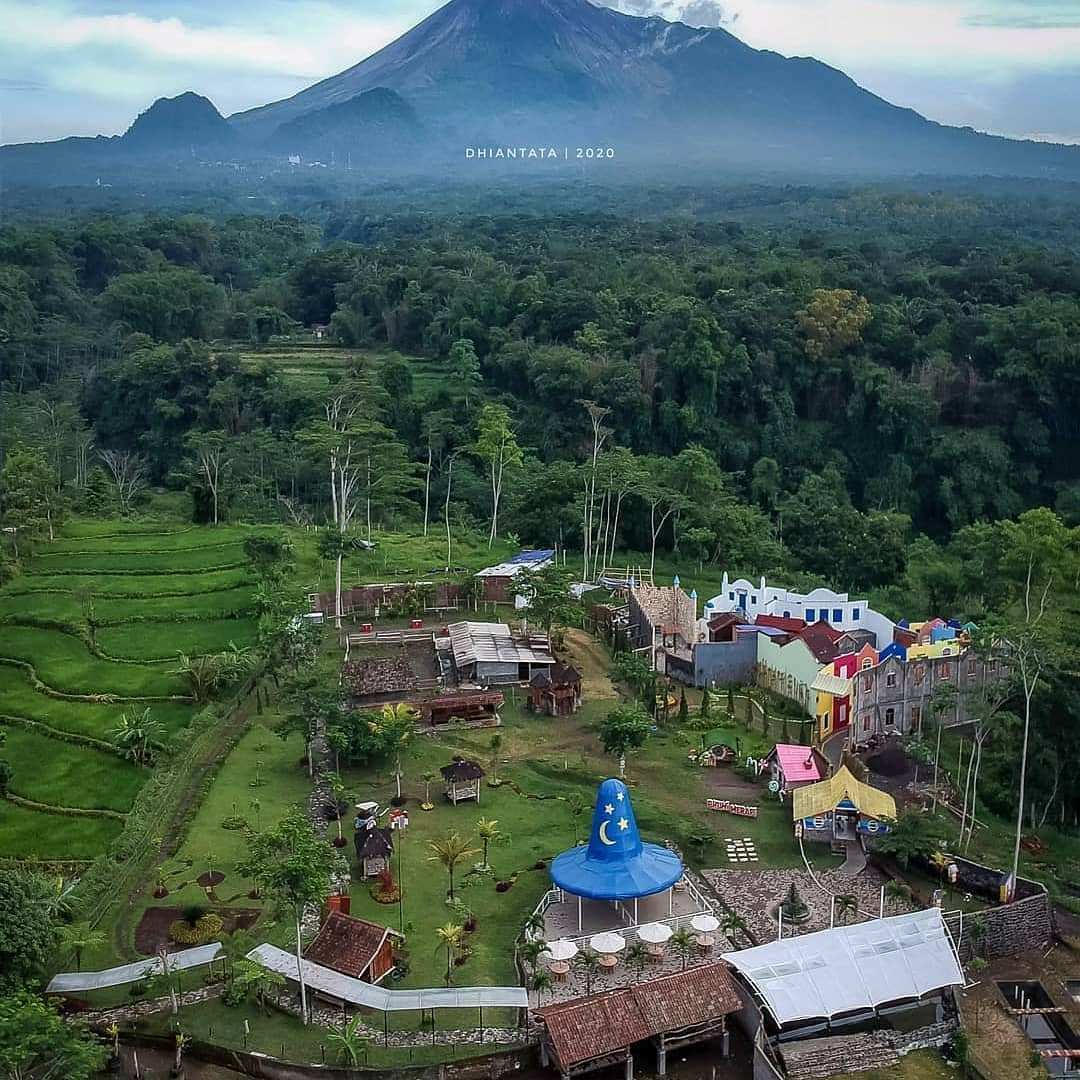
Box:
[0,797,124,858]
[4,568,249,597]
[0,625,188,696]
[0,586,255,626]
[0,666,194,740]
[27,544,249,574]
[832,1050,956,1080]
[97,617,259,661]
[0,725,144,812]
[0,519,257,860]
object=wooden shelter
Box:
[441,757,485,805]
[421,690,503,727]
[303,912,401,987]
[536,964,741,1080]
[529,663,583,716]
[354,823,393,879]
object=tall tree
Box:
[236,809,348,1023]
[0,445,65,548]
[474,403,522,548]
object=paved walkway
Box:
[839,837,867,876]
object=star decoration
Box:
[604,803,615,815]
[616,791,625,801]
[618,817,629,831]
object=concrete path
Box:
[821,730,847,769]
[839,837,867,877]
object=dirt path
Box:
[561,627,616,698]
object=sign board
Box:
[706,798,759,819]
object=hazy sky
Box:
[1,0,1078,145]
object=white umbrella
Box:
[691,913,720,933]
[638,922,673,945]
[542,939,579,962]
[589,931,627,955]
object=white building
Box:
[702,573,895,649]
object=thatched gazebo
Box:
[441,757,485,805]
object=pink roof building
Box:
[765,743,831,792]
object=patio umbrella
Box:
[589,931,627,955]
[542,939,579,963]
[691,913,720,933]
[638,922,673,945]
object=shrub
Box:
[168,912,223,945]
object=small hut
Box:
[441,757,485,805]
[303,911,401,987]
[529,663,583,716]
[354,822,393,879]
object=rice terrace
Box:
[0,521,259,861]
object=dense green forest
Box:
[1,187,1079,839]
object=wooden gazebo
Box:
[440,758,486,805]
[354,823,393,879]
[529,663,583,716]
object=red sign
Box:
[706,798,759,818]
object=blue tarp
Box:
[550,778,684,901]
[508,549,555,564]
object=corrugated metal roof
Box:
[476,550,555,577]
[248,944,528,1011]
[46,943,222,993]
[810,670,852,696]
[447,621,555,668]
[792,766,896,822]
[726,909,963,1026]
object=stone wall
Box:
[944,891,1052,962]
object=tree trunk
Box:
[423,446,432,537]
[1011,670,1037,897]
[295,913,309,1023]
[335,551,343,631]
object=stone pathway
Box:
[79,985,223,1027]
[839,837,867,876]
[724,837,758,864]
[704,866,915,943]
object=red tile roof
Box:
[797,621,842,663]
[303,912,394,979]
[755,614,805,634]
[536,964,742,1069]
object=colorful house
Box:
[792,765,896,845]
[764,743,831,793]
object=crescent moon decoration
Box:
[598,820,616,846]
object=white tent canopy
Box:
[249,944,528,1011]
[725,909,963,1027]
[46,943,222,994]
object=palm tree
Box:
[477,818,501,869]
[427,833,479,901]
[230,959,285,1014]
[574,948,601,994]
[421,770,436,810]
[521,910,545,939]
[173,652,220,703]
[57,922,105,971]
[531,968,554,1002]
[435,922,466,985]
[326,772,348,846]
[519,938,546,978]
[109,707,164,766]
[835,893,858,926]
[670,927,695,971]
[218,929,257,981]
[625,942,649,982]
[376,703,418,802]
[885,880,912,913]
[326,1015,369,1065]
[720,912,748,947]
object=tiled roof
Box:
[797,621,842,662]
[303,912,393,979]
[536,964,741,1069]
[755,614,805,634]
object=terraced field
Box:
[235,343,453,397]
[0,522,257,860]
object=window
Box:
[911,705,921,730]
[729,592,735,600]
[863,674,872,691]
[967,658,977,678]
[886,671,897,688]
[833,608,843,623]
[941,662,951,678]
[806,608,816,622]
[751,595,757,604]
[852,608,861,620]
[861,657,872,669]
[863,715,871,731]
[989,659,998,673]
[914,663,925,686]
[783,610,791,618]
[885,707,895,727]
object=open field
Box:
[832,1050,955,1080]
[234,344,455,399]
[0,520,257,859]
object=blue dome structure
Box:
[550,778,683,901]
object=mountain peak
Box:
[123,92,234,152]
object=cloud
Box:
[677,0,734,27]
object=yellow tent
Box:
[792,765,896,822]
